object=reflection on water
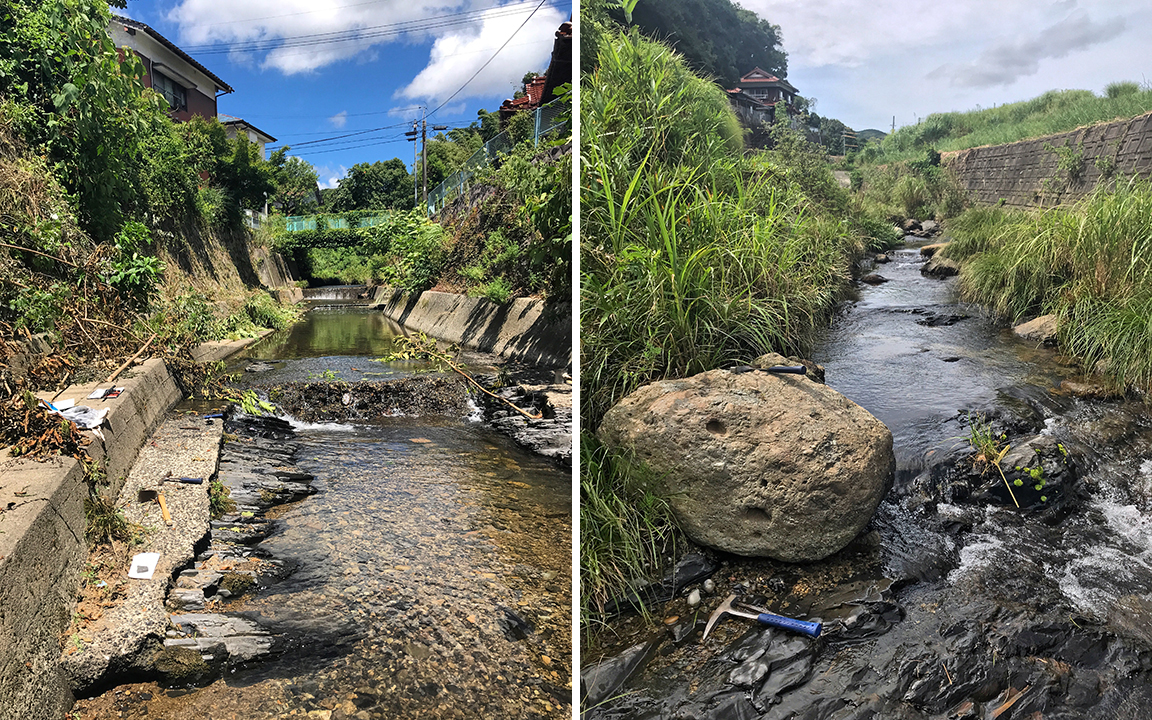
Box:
[241,306,405,360]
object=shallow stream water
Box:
[586,243,1152,719]
[74,306,572,720]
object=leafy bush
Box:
[104,221,163,307]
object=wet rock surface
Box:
[482,381,572,467]
[267,376,470,422]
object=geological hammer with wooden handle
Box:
[702,593,822,640]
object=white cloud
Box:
[729,0,1152,133]
[167,0,563,77]
[316,164,348,190]
[328,110,348,128]
[395,4,566,105]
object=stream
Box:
[73,299,572,720]
[585,243,1152,719]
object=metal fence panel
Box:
[425,99,570,215]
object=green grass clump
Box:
[946,178,1152,392]
[580,434,677,638]
[85,495,143,547]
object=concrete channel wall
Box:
[370,288,572,368]
[945,110,1152,207]
[0,339,261,720]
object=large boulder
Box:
[598,367,894,561]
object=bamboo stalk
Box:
[446,359,542,420]
[105,333,157,384]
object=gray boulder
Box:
[598,368,894,561]
[1013,314,1057,344]
[921,254,960,277]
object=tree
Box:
[268,150,319,215]
[330,158,414,211]
[477,109,500,142]
[625,0,787,87]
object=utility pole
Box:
[405,119,418,208]
[420,116,448,213]
[892,115,896,133]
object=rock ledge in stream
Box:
[483,383,572,466]
[266,376,469,422]
[598,366,894,561]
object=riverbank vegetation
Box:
[861,83,1152,166]
[0,0,307,464]
[269,137,572,303]
[942,179,1152,393]
[579,19,898,639]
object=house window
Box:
[153,70,187,112]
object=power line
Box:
[179,0,398,29]
[182,1,552,55]
[427,0,551,119]
[267,120,412,150]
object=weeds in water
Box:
[580,434,678,641]
[306,369,340,381]
[964,413,1019,508]
[946,178,1152,393]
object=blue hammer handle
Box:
[757,612,822,638]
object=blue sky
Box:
[123,0,571,188]
[738,0,1152,133]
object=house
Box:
[218,114,277,158]
[498,21,572,125]
[108,15,233,123]
[726,68,799,128]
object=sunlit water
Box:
[75,307,572,719]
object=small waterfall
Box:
[301,285,369,303]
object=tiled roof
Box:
[217,114,277,143]
[112,14,232,94]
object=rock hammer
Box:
[702,593,822,640]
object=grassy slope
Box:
[871,86,1152,164]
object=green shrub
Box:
[104,221,163,307]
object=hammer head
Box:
[702,593,739,641]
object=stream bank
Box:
[583,240,1152,719]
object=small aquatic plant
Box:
[964,413,1020,508]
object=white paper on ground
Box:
[127,552,160,579]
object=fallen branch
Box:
[446,359,542,420]
[0,241,77,268]
[105,333,157,384]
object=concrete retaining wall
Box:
[0,338,259,720]
[945,110,1152,207]
[370,288,571,368]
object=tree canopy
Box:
[329,158,414,212]
[626,0,788,87]
[268,151,319,215]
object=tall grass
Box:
[945,178,1152,390]
[580,435,677,637]
[581,27,881,639]
[868,85,1152,165]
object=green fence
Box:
[426,99,569,215]
[283,212,390,233]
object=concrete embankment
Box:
[945,110,1152,207]
[369,287,571,368]
[0,337,263,720]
